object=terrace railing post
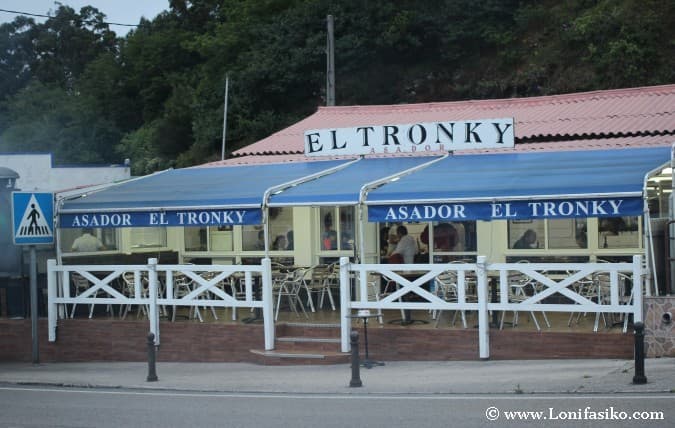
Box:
[47,259,58,342]
[262,258,275,350]
[349,330,362,387]
[340,257,351,353]
[147,258,159,345]
[632,255,643,323]
[146,332,158,382]
[476,256,489,360]
[632,322,647,384]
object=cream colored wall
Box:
[362,218,380,263]
[110,207,645,266]
[476,220,505,263]
[293,207,313,266]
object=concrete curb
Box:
[0,359,673,395]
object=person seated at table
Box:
[71,228,105,252]
[272,235,287,250]
[390,225,418,263]
[513,229,538,249]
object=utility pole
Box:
[221,75,229,160]
[326,15,335,106]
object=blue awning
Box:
[57,146,670,227]
[59,160,348,228]
[366,147,670,222]
[269,157,438,206]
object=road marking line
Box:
[0,386,673,401]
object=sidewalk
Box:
[0,358,673,394]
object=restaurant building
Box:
[2,84,674,363]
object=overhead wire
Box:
[0,7,138,27]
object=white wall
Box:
[0,153,130,192]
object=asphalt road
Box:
[0,385,673,428]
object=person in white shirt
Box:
[391,225,418,263]
[71,228,105,252]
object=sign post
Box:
[12,192,55,364]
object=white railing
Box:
[340,255,643,359]
[47,255,643,360]
[47,258,275,350]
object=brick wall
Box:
[1,319,633,363]
[0,319,264,363]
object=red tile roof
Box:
[203,134,674,167]
[201,84,675,166]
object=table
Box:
[347,311,384,369]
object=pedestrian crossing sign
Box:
[12,192,54,245]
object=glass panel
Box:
[320,207,338,250]
[424,221,477,252]
[242,225,265,251]
[338,206,355,250]
[61,227,117,252]
[184,227,207,251]
[209,226,233,251]
[548,219,587,249]
[508,220,545,249]
[269,207,293,251]
[378,222,424,263]
[129,227,166,248]
[598,216,640,248]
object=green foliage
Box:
[0,0,673,172]
[0,81,121,163]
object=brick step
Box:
[275,336,341,353]
[277,322,341,338]
[249,349,349,365]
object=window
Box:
[319,207,355,251]
[509,220,545,249]
[508,217,639,250]
[184,226,233,252]
[209,226,233,251]
[423,221,477,252]
[60,228,117,252]
[184,227,207,251]
[269,208,293,251]
[242,225,265,251]
[129,227,167,248]
[509,220,586,250]
[598,216,640,249]
[242,208,294,252]
[377,221,426,262]
[548,219,587,249]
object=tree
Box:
[27,4,117,88]
[0,81,121,164]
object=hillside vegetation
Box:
[0,0,673,174]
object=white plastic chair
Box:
[307,263,337,311]
[69,273,110,318]
[433,271,468,328]
[273,267,309,321]
[121,271,149,319]
[500,262,549,330]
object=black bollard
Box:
[349,330,362,387]
[632,322,647,384]
[147,332,158,382]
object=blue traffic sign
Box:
[12,192,54,245]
